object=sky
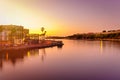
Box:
[0,0,120,36]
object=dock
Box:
[0,40,64,51]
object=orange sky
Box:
[0,0,120,36]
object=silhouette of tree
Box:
[102,30,106,33]
[40,27,47,41]
[41,27,45,32]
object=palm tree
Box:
[40,27,46,41]
[41,27,45,32]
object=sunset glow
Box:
[0,0,120,36]
[1,1,120,80]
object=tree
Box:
[40,27,46,41]
[102,30,106,33]
[41,27,45,32]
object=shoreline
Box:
[66,38,120,41]
[0,40,64,51]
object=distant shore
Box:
[69,38,120,41]
[47,36,120,42]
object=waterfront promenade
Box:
[0,40,63,51]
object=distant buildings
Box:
[24,34,40,44]
[0,25,29,45]
[0,25,47,46]
[102,29,120,34]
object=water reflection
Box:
[0,50,32,69]
[99,40,107,54]
[0,45,63,70]
[99,41,120,55]
[0,59,3,70]
[0,49,42,69]
[100,40,103,54]
[1,40,120,80]
[39,48,46,62]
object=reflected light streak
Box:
[27,51,31,57]
[6,53,9,61]
[100,40,103,54]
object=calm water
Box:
[0,40,120,80]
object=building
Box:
[0,25,29,45]
[23,29,29,37]
[24,34,39,44]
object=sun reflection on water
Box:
[27,51,30,57]
[100,40,103,54]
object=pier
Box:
[0,40,64,51]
